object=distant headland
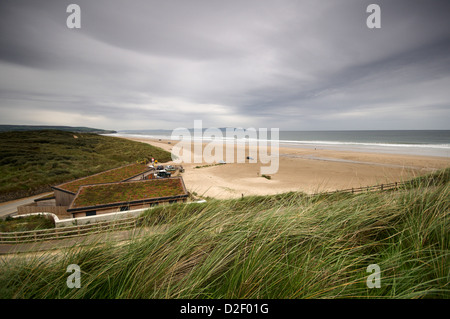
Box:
[0,125,116,134]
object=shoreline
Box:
[278,142,450,158]
[120,136,450,199]
[105,133,450,158]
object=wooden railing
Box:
[312,181,404,196]
[0,215,144,244]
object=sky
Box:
[0,0,449,131]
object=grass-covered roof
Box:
[55,163,150,194]
[69,177,187,210]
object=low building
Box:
[52,163,154,207]
[67,177,188,218]
[17,163,187,219]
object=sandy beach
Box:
[122,136,450,199]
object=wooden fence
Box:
[312,181,405,196]
[0,215,145,244]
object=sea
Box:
[106,130,450,158]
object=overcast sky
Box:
[0,0,449,131]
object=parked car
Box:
[156,165,164,171]
[156,170,171,178]
[165,165,175,171]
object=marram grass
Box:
[0,170,449,299]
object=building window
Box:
[120,206,129,211]
[86,211,96,217]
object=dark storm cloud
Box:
[0,0,449,130]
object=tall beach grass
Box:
[0,169,449,298]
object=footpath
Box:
[0,226,164,255]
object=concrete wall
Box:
[58,207,151,227]
[70,198,187,218]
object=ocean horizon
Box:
[107,130,450,158]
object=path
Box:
[0,192,53,219]
[0,225,167,255]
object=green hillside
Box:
[0,130,171,202]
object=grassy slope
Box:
[0,169,448,298]
[0,215,55,232]
[0,130,172,202]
